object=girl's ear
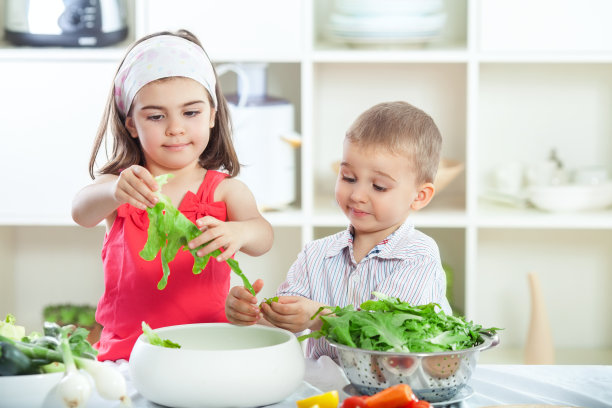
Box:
[125,116,138,139]
[209,108,216,128]
[410,182,436,211]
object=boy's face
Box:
[335,139,434,238]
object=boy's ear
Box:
[125,116,138,139]
[410,182,435,211]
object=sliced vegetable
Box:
[141,322,181,349]
[140,174,255,294]
[299,292,500,353]
[340,396,369,408]
[295,390,339,408]
[364,384,416,408]
[0,314,25,341]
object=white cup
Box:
[573,166,609,185]
[493,162,524,195]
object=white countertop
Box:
[84,358,612,407]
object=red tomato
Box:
[387,357,415,369]
[341,396,369,408]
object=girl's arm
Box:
[71,166,159,228]
[189,177,273,261]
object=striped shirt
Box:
[276,219,451,360]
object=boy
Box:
[225,101,451,359]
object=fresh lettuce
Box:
[141,322,180,349]
[139,174,255,294]
[299,292,500,352]
[0,314,25,341]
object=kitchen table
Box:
[84,358,612,407]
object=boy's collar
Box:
[325,220,413,259]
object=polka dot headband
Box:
[114,35,217,116]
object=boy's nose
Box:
[349,184,368,202]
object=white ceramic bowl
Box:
[129,323,305,408]
[528,182,612,212]
[0,371,63,408]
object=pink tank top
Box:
[95,170,230,361]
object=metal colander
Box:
[328,333,499,403]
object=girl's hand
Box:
[225,279,264,325]
[261,296,325,333]
[188,216,245,262]
[114,165,159,210]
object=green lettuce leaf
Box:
[141,322,180,349]
[139,174,255,294]
[299,293,501,352]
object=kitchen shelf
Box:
[1,0,611,364]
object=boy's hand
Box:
[114,165,159,210]
[225,279,264,325]
[261,296,326,333]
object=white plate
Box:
[528,182,612,212]
[333,0,444,16]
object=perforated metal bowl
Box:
[328,332,499,403]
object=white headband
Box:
[114,35,217,116]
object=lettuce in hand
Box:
[139,174,255,294]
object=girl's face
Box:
[334,139,434,239]
[125,77,216,175]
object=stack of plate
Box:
[327,0,447,46]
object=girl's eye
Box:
[184,110,200,117]
[373,184,387,192]
[147,114,164,121]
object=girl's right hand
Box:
[114,165,159,210]
[225,279,264,325]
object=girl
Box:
[72,30,274,361]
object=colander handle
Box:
[479,332,500,351]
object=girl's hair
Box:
[345,101,442,185]
[88,29,239,179]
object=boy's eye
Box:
[342,176,356,183]
[373,184,387,192]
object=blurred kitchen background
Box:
[1,0,611,365]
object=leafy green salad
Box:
[299,292,500,353]
[140,174,255,294]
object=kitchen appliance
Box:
[4,0,128,47]
[218,63,301,210]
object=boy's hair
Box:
[88,29,239,179]
[345,101,442,185]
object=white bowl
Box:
[0,371,63,408]
[129,323,305,408]
[528,182,612,212]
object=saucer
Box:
[342,384,474,407]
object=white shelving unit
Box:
[1,0,611,364]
